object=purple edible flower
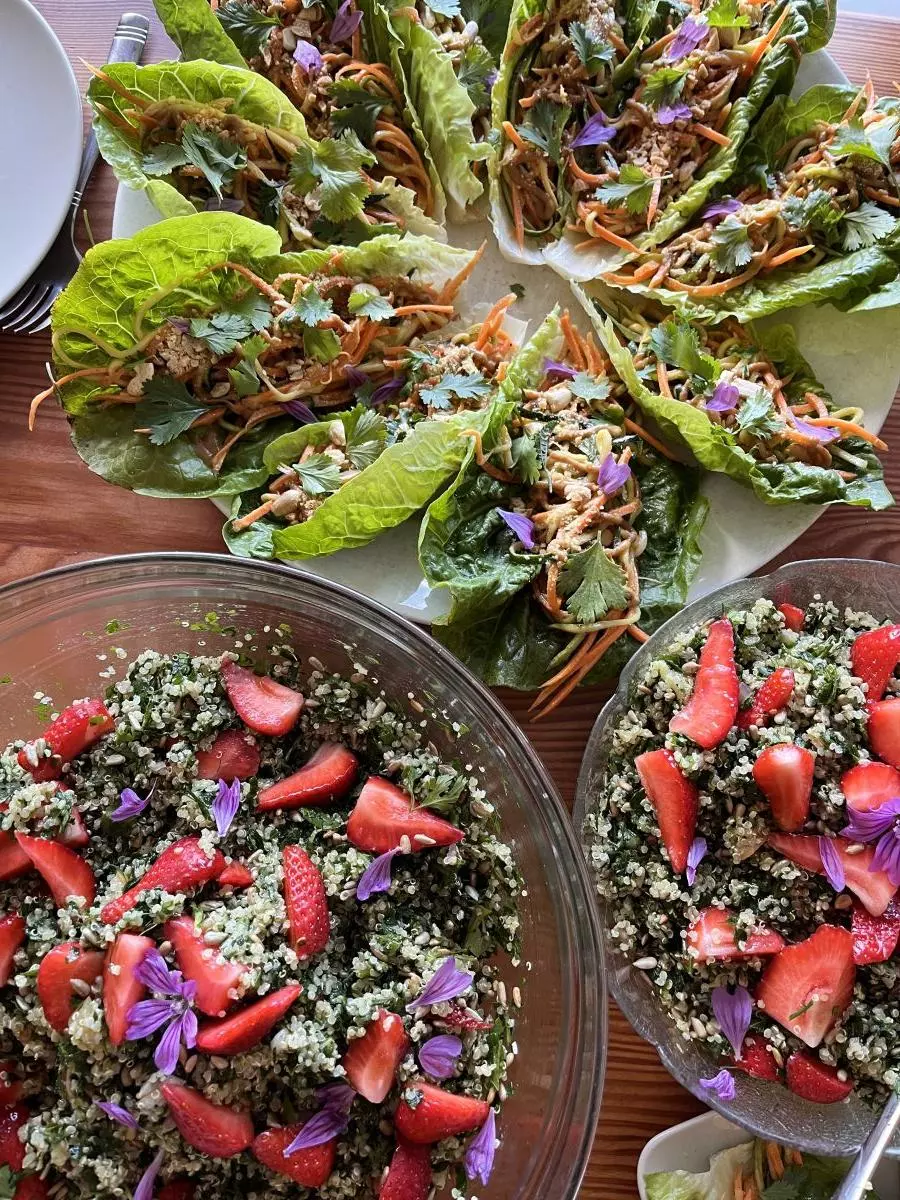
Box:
[700,1068,736,1101]
[316,1082,356,1114]
[597,455,631,498]
[792,417,840,444]
[204,197,245,213]
[285,1105,350,1155]
[465,1109,497,1186]
[705,381,740,413]
[419,1034,463,1080]
[842,797,900,885]
[330,0,362,44]
[819,836,846,892]
[293,39,323,76]
[369,376,405,407]
[702,197,741,221]
[486,69,499,90]
[344,364,369,390]
[356,849,399,901]
[543,358,577,381]
[686,836,707,886]
[111,785,152,823]
[212,777,241,838]
[126,948,198,1077]
[96,1100,139,1130]
[711,985,752,1059]
[285,399,318,424]
[657,102,692,125]
[497,509,536,550]
[407,957,474,1012]
[133,1149,165,1200]
[571,111,617,149]
[666,16,708,61]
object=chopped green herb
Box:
[331,79,390,143]
[557,542,629,623]
[517,100,572,165]
[841,201,895,251]
[419,372,492,410]
[293,453,343,495]
[134,377,208,446]
[570,22,616,74]
[711,214,754,273]
[303,327,342,364]
[348,287,396,321]
[180,122,248,199]
[216,0,280,57]
[595,164,655,215]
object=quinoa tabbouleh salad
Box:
[0,640,521,1198]
[583,594,900,1109]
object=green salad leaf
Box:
[153,0,250,67]
[704,0,750,27]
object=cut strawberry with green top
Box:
[851,898,900,965]
[768,833,898,916]
[851,625,900,704]
[257,743,359,812]
[15,834,95,908]
[0,1104,28,1171]
[668,619,739,749]
[736,668,795,730]
[196,985,302,1056]
[161,1081,254,1158]
[104,933,154,1046]
[37,941,104,1033]
[841,761,900,813]
[101,837,224,925]
[756,925,855,1048]
[752,743,815,832]
[0,916,25,987]
[283,847,330,960]
[221,660,304,737]
[218,862,254,890]
[253,1122,337,1186]
[777,603,805,632]
[165,915,247,1018]
[196,728,260,781]
[394,1081,490,1145]
[346,778,463,856]
[785,1051,853,1103]
[343,1009,409,1104]
[634,749,698,875]
[728,1034,781,1082]
[379,1138,432,1200]
[868,698,900,769]
[17,698,115,782]
[686,907,784,964]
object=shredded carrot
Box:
[628,625,650,643]
[560,312,586,369]
[647,175,663,227]
[745,4,790,70]
[536,631,599,691]
[391,304,456,317]
[641,29,678,59]
[568,157,607,186]
[656,359,673,399]
[531,624,630,718]
[665,262,762,296]
[864,186,900,207]
[474,294,517,350]
[510,183,525,250]
[90,100,138,137]
[437,242,486,304]
[624,417,680,461]
[804,416,887,449]
[232,499,276,531]
[766,243,814,268]
[582,223,643,255]
[841,84,868,124]
[502,121,529,152]
[30,367,120,429]
[82,62,148,108]
[693,123,732,148]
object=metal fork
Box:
[0,12,150,336]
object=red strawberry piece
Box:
[777,603,805,632]
[14,1177,50,1200]
[379,1138,432,1200]
[0,1104,28,1170]
[394,1081,490,1145]
[257,744,359,812]
[668,619,739,749]
[37,942,104,1033]
[17,699,115,782]
[196,985,302,1056]
[756,925,855,1048]
[165,915,247,1018]
[346,778,463,856]
[62,809,90,849]
[218,862,254,890]
[634,749,698,875]
[252,1122,337,1186]
[0,1064,23,1107]
[196,729,260,782]
[729,1034,781,1082]
[768,832,897,917]
[343,1009,409,1104]
[0,916,25,986]
[851,897,900,965]
[852,625,900,705]
[868,698,900,769]
[157,1184,196,1200]
[752,744,815,832]
[785,1051,853,1103]
[221,660,304,737]
[101,837,224,925]
[436,1009,493,1032]
[15,834,95,908]
[841,761,900,813]
[283,846,330,960]
[686,906,784,964]
[104,933,154,1046]
[0,836,29,884]
[161,1081,254,1159]
[736,668,795,730]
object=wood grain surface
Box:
[2,5,900,1195]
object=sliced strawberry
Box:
[161,1081,254,1158]
[786,1051,853,1103]
[0,1104,28,1171]
[0,1064,23,1107]
[869,698,900,769]
[777,603,805,632]
[851,898,900,965]
[737,668,795,730]
[221,660,304,737]
[634,749,698,875]
[379,1138,432,1200]
[13,1177,50,1200]
[157,1184,196,1200]
[62,810,90,849]
[0,916,25,986]
[257,744,359,812]
[0,810,91,885]
[768,833,897,917]
[752,744,815,832]
[101,837,224,925]
[165,915,247,1018]
[196,985,302,1056]
[346,778,463,856]
[394,1082,489,1145]
[436,1009,493,1033]
[851,625,900,704]
[343,1010,409,1104]
[17,699,115,782]
[668,619,739,749]
[15,834,95,908]
[196,728,260,782]
[104,933,154,1045]
[686,906,784,964]
[841,761,900,813]
[283,846,330,960]
[253,1122,337,1186]
[218,862,254,890]
[756,925,855,1048]
[729,1034,781,1082]
[37,941,104,1033]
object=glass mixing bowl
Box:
[0,552,606,1198]
[575,558,900,1158]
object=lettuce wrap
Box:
[644,1138,855,1200]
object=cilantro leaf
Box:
[228,359,260,397]
[704,0,749,27]
[344,407,388,469]
[841,201,896,251]
[557,543,629,623]
[570,22,616,75]
[830,115,900,167]
[180,123,248,199]
[240,334,269,361]
[256,178,284,228]
[570,372,610,402]
[135,377,208,446]
[735,387,781,439]
[348,287,395,321]
[711,214,753,273]
[189,312,252,355]
[291,134,376,223]
[459,0,512,60]
[457,42,496,110]
[641,65,688,108]
[330,79,390,143]
[294,453,342,495]
[510,434,541,484]
[596,164,654,215]
[782,188,843,236]
[427,0,462,15]
[648,318,720,385]
[303,327,342,363]
[405,348,439,377]
[141,141,190,176]
[216,0,280,57]
[282,283,334,328]
[517,100,572,165]
[231,291,273,333]
[419,372,492,410]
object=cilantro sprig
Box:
[290,133,376,223]
[134,378,208,446]
[648,318,720,386]
[142,123,248,199]
[595,165,655,215]
[517,100,572,165]
[419,372,492,410]
[570,22,616,75]
[216,0,280,57]
[557,543,629,623]
[330,79,390,143]
[711,215,753,273]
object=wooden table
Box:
[2,4,900,1194]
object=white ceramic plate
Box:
[0,0,82,306]
[111,50,900,625]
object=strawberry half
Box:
[394,1082,489,1145]
[196,729,260,781]
[253,1122,337,1186]
[15,834,95,907]
[756,925,855,1048]
[379,1139,432,1200]
[101,837,224,925]
[342,1009,409,1103]
[17,699,115,782]
[283,847,330,960]
[686,907,784,964]
[868,698,900,770]
[777,603,805,632]
[0,916,25,987]
[196,985,302,1056]
[668,619,739,749]
[157,1184,196,1200]
[257,744,359,812]
[104,933,154,1045]
[165,915,247,1018]
[346,778,463,856]
[841,761,900,813]
[851,625,900,704]
[851,898,900,965]
[218,862,254,890]
[13,1177,49,1200]
[0,808,89,883]
[768,833,897,917]
[729,1034,781,1082]
[634,749,698,875]
[785,1051,853,1103]
[161,1081,254,1158]
[37,941,104,1033]
[221,660,304,737]
[0,1104,28,1171]
[736,668,795,730]
[752,744,815,832]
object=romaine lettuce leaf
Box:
[645,1144,754,1200]
[275,230,478,291]
[152,0,249,66]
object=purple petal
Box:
[95,1100,139,1130]
[657,102,692,125]
[419,1034,463,1080]
[543,358,577,381]
[345,364,369,390]
[212,777,241,838]
[126,998,177,1041]
[330,0,363,44]
[111,787,150,822]
[369,376,405,407]
[792,417,841,444]
[407,957,474,1011]
[180,1005,198,1050]
[486,69,499,89]
[134,948,183,997]
[497,508,536,550]
[818,836,846,892]
[711,985,752,1059]
[686,836,707,886]
[284,399,318,424]
[316,1082,356,1113]
[571,111,618,149]
[465,1108,497,1186]
[597,455,632,497]
[204,197,245,213]
[168,317,191,334]
[666,16,708,61]
[702,197,741,221]
[153,1016,185,1076]
[293,39,323,75]
[700,1068,736,1101]
[842,797,900,842]
[705,381,740,413]
[133,1149,165,1200]
[356,849,398,901]
[872,829,900,885]
[285,1105,349,1154]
